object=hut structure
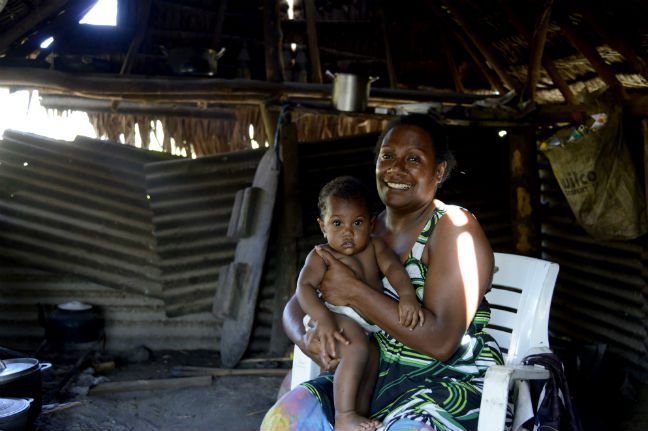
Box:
[0,0,647,427]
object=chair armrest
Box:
[477,365,550,431]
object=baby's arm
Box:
[296,248,346,359]
[372,237,425,330]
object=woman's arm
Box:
[316,207,493,361]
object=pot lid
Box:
[0,398,30,418]
[58,301,92,311]
[0,358,39,383]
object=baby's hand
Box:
[398,294,425,330]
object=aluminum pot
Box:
[326,70,379,112]
[0,398,32,431]
[0,358,51,423]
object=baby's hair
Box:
[318,176,369,218]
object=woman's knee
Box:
[260,386,331,431]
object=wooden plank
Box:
[89,376,212,395]
[171,366,289,378]
[303,0,323,84]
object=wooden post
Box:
[439,19,464,93]
[210,0,230,50]
[303,0,323,84]
[262,0,283,81]
[509,128,540,256]
[268,113,302,356]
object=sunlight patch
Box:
[79,0,117,26]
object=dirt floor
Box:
[31,349,287,431]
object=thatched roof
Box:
[1,0,648,152]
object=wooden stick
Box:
[524,0,554,101]
[89,375,212,395]
[262,0,283,82]
[171,366,289,378]
[210,0,230,50]
[41,401,84,415]
[303,0,323,84]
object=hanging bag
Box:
[540,90,647,240]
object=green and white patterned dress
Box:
[304,202,506,430]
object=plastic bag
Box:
[540,90,647,240]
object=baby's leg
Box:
[355,336,379,416]
[333,314,381,431]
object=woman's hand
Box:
[302,316,349,371]
[314,246,360,306]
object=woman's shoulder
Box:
[433,201,484,234]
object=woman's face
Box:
[375,125,446,212]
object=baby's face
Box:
[318,196,372,256]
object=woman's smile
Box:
[385,181,413,191]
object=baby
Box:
[297,176,424,431]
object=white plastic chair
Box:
[290,253,559,431]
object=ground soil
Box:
[31,349,287,431]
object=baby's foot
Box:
[335,411,382,431]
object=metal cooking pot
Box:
[0,398,32,431]
[326,70,379,112]
[39,301,104,344]
[0,358,51,424]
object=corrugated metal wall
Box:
[145,150,265,317]
[0,131,173,298]
[0,255,220,352]
[538,155,648,378]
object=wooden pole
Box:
[499,0,578,106]
[642,120,648,220]
[262,0,283,82]
[509,128,540,256]
[120,0,152,75]
[440,0,519,91]
[268,113,302,356]
[303,0,323,84]
[523,0,554,102]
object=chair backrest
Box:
[485,253,559,365]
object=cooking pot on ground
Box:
[326,70,379,112]
[0,358,50,424]
[39,301,104,344]
[0,398,32,431]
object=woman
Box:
[262,114,505,431]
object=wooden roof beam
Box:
[210,0,230,50]
[523,0,553,102]
[303,0,323,83]
[120,0,152,75]
[580,6,648,81]
[378,4,398,89]
[439,19,464,93]
[262,0,283,82]
[557,14,627,99]
[439,0,519,92]
[426,1,505,94]
[500,0,577,106]
[0,0,70,54]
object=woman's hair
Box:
[318,176,369,217]
[376,114,457,184]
